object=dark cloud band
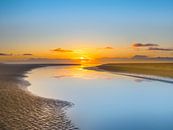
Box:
[0,53,12,56]
[133,43,158,47]
[148,47,173,51]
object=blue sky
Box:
[0,0,173,58]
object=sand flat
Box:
[0,64,78,130]
[97,63,173,79]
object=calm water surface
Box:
[26,66,173,130]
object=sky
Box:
[0,0,173,62]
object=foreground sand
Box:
[96,63,173,78]
[0,64,78,130]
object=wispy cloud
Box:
[52,48,73,53]
[148,47,173,51]
[97,46,114,50]
[104,46,113,49]
[0,53,12,56]
[23,53,33,56]
[133,43,158,47]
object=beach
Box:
[96,63,173,79]
[0,63,78,130]
[1,63,173,130]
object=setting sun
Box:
[80,56,85,60]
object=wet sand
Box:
[0,64,78,130]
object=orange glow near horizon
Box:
[0,44,173,62]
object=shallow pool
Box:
[26,66,173,130]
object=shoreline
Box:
[0,64,79,130]
[85,63,173,84]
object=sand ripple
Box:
[0,64,78,130]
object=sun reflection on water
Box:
[53,65,116,80]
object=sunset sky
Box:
[0,0,173,62]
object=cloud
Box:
[0,53,33,56]
[133,43,158,47]
[0,53,12,56]
[97,46,114,50]
[132,43,173,52]
[23,53,33,56]
[52,48,73,53]
[104,46,113,49]
[132,55,149,59]
[148,47,173,51]
[25,58,77,64]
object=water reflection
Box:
[53,66,122,80]
[27,66,173,130]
